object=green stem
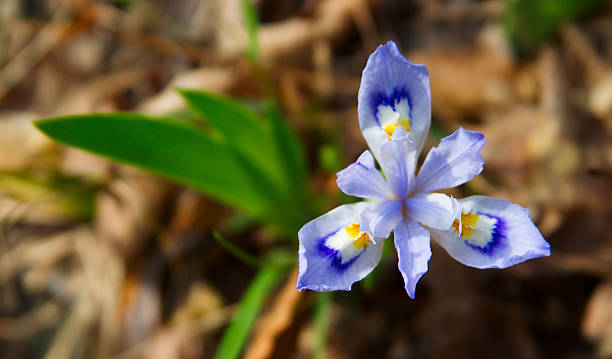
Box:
[213,231,264,268]
[314,292,333,359]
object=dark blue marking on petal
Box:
[370,87,413,125]
[317,228,362,272]
[355,162,370,171]
[465,213,507,255]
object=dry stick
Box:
[243,267,302,359]
[0,301,62,340]
[89,1,362,90]
[561,24,608,81]
[44,296,94,359]
[0,0,79,100]
[418,0,502,21]
[347,0,380,51]
[110,305,237,359]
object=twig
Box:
[0,0,78,100]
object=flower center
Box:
[318,223,375,270]
[345,223,372,249]
[452,212,499,249]
[383,120,411,137]
[376,97,412,139]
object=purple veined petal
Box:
[429,195,551,269]
[393,219,432,298]
[358,41,431,162]
[404,192,456,230]
[414,127,486,193]
[336,150,393,200]
[377,127,417,198]
[297,202,385,291]
[360,199,403,239]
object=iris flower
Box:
[296,41,550,298]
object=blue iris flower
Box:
[296,41,551,298]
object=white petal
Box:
[358,41,431,162]
[415,127,485,193]
[404,193,456,230]
[394,219,431,298]
[297,202,385,291]
[430,196,551,269]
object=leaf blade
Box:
[215,266,283,359]
[34,113,272,218]
[177,90,286,189]
[240,0,260,62]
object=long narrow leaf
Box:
[240,0,260,62]
[177,90,285,188]
[314,292,333,359]
[212,231,264,268]
[265,102,307,190]
[34,113,272,219]
[265,102,313,232]
[215,266,283,359]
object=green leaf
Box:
[265,102,307,189]
[265,101,313,230]
[215,266,283,359]
[177,89,263,143]
[34,113,273,219]
[318,144,343,173]
[178,90,314,234]
[0,171,97,221]
[212,231,264,268]
[314,292,333,359]
[240,0,260,63]
[177,90,285,188]
[503,0,607,59]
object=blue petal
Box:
[429,196,551,269]
[360,199,403,239]
[336,150,393,200]
[414,127,486,193]
[377,126,417,199]
[358,41,431,162]
[393,219,431,298]
[404,193,456,230]
[297,202,385,291]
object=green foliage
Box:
[214,265,283,359]
[110,0,131,10]
[428,123,449,142]
[212,231,264,268]
[265,101,310,204]
[503,0,607,59]
[35,92,313,235]
[35,91,313,359]
[318,144,343,173]
[179,90,313,233]
[36,113,268,217]
[177,89,282,188]
[0,171,97,221]
[240,0,260,62]
[314,292,333,359]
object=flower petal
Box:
[297,202,385,291]
[377,127,417,198]
[404,193,456,230]
[414,127,485,193]
[358,41,431,161]
[360,199,403,239]
[336,150,393,200]
[394,219,431,298]
[429,196,551,269]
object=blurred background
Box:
[0,0,611,358]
